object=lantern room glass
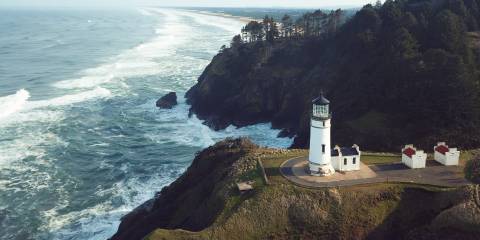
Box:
[313,104,329,118]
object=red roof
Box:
[435,145,449,155]
[403,148,416,158]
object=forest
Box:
[237,9,345,43]
[187,0,480,150]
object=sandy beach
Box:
[185,9,256,24]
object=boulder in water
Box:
[156,92,177,109]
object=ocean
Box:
[0,7,292,240]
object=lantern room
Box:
[312,94,330,119]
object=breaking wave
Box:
[0,89,30,121]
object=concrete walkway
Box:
[280,157,471,188]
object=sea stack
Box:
[156,92,177,109]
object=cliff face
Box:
[185,39,332,148]
[110,138,260,240]
[111,138,480,240]
[186,40,314,137]
[186,0,480,151]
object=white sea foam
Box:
[53,9,191,91]
[144,97,293,149]
[162,9,244,34]
[0,89,30,121]
[27,87,111,109]
[0,130,64,172]
[0,86,110,127]
[43,165,185,240]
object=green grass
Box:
[260,149,307,185]
[147,229,204,240]
[361,154,401,165]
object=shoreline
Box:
[182,9,256,24]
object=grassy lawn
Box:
[361,154,401,165]
[260,149,307,185]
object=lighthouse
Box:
[309,93,335,176]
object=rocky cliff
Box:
[186,0,480,151]
[111,138,480,240]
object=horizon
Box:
[0,0,381,9]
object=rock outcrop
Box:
[156,92,177,109]
[110,138,259,240]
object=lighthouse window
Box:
[322,121,325,127]
[353,157,356,164]
[344,158,347,165]
[322,144,325,153]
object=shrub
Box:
[465,156,480,184]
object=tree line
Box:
[232,9,346,45]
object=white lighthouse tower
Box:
[309,93,335,176]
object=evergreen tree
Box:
[391,27,419,60]
[281,14,293,38]
[448,0,468,18]
[431,10,467,53]
[230,34,242,48]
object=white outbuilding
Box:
[331,145,361,172]
[402,145,427,169]
[434,142,460,166]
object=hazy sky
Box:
[1,0,380,9]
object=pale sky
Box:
[1,0,380,9]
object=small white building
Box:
[402,145,427,169]
[331,145,361,172]
[434,142,460,166]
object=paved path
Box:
[280,157,471,188]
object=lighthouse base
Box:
[309,162,335,177]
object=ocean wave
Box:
[42,164,186,240]
[27,87,111,109]
[0,130,64,170]
[0,89,30,121]
[0,87,110,128]
[143,97,293,149]
[172,10,244,34]
[53,9,191,91]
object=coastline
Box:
[183,9,256,24]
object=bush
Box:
[465,157,480,184]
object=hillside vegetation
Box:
[186,0,480,151]
[110,138,480,240]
